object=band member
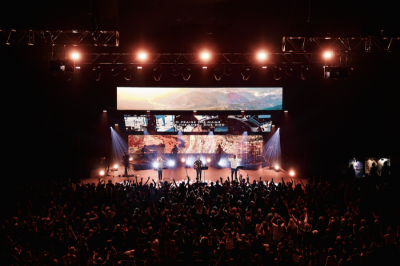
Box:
[228,154,242,180]
[156,157,167,181]
[122,151,130,175]
[216,144,223,166]
[172,145,179,161]
[141,145,150,162]
[193,156,203,180]
[104,152,111,173]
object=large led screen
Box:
[117,87,282,110]
[124,116,148,131]
[128,135,263,154]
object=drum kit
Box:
[238,141,263,163]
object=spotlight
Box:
[218,161,222,166]
[323,51,333,59]
[100,170,105,176]
[111,66,119,77]
[137,66,142,69]
[114,164,118,169]
[241,66,251,81]
[202,66,207,69]
[214,66,224,81]
[181,158,186,163]
[152,65,162,81]
[201,52,210,60]
[301,65,309,80]
[258,52,267,60]
[284,110,288,113]
[153,162,159,168]
[275,165,279,170]
[123,66,131,81]
[262,66,267,69]
[224,66,233,76]
[182,66,191,81]
[138,53,147,60]
[71,52,80,60]
[207,158,211,163]
[289,170,295,177]
[172,64,180,76]
[115,124,118,126]
[274,66,283,80]
[285,66,293,76]
[75,66,81,69]
[129,157,133,161]
[103,110,107,113]
[167,161,175,167]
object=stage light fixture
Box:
[181,158,186,163]
[202,66,207,69]
[167,161,175,167]
[274,66,283,80]
[137,66,142,69]
[71,52,80,60]
[103,110,107,113]
[275,165,279,170]
[152,65,162,81]
[323,51,333,59]
[262,66,267,69]
[123,66,131,81]
[115,124,118,126]
[289,170,295,177]
[129,157,133,161]
[241,66,251,81]
[258,52,267,60]
[153,162,159,168]
[114,164,118,169]
[301,65,309,80]
[75,66,81,69]
[182,66,191,81]
[207,158,211,163]
[285,66,293,76]
[224,66,233,76]
[201,52,210,60]
[284,110,288,113]
[100,171,105,176]
[138,53,147,60]
[214,66,224,81]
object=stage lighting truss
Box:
[0,29,119,46]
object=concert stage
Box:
[87,165,307,185]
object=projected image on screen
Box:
[124,116,148,131]
[228,115,272,132]
[156,115,175,132]
[128,135,263,154]
[175,115,223,132]
[117,87,282,110]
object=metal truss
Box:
[0,29,119,46]
[282,36,400,52]
[58,52,329,65]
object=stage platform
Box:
[86,165,307,185]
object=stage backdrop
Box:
[117,87,282,110]
[128,135,263,154]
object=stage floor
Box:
[86,165,307,185]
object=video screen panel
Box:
[124,116,148,131]
[155,115,175,132]
[128,135,263,154]
[117,87,282,110]
[228,115,272,132]
[175,115,226,132]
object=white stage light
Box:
[129,157,133,161]
[275,165,279,170]
[201,53,210,60]
[71,52,80,60]
[100,171,104,176]
[258,52,267,60]
[290,170,295,177]
[207,158,211,163]
[137,66,142,69]
[138,53,147,60]
[202,66,207,69]
[181,158,186,163]
[167,161,175,167]
[114,164,118,169]
[153,162,159,168]
[324,51,333,59]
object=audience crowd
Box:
[1,171,399,266]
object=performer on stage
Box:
[141,145,151,162]
[122,151,130,175]
[216,144,223,166]
[228,154,242,180]
[156,157,167,181]
[103,152,111,174]
[193,156,203,181]
[172,145,179,161]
